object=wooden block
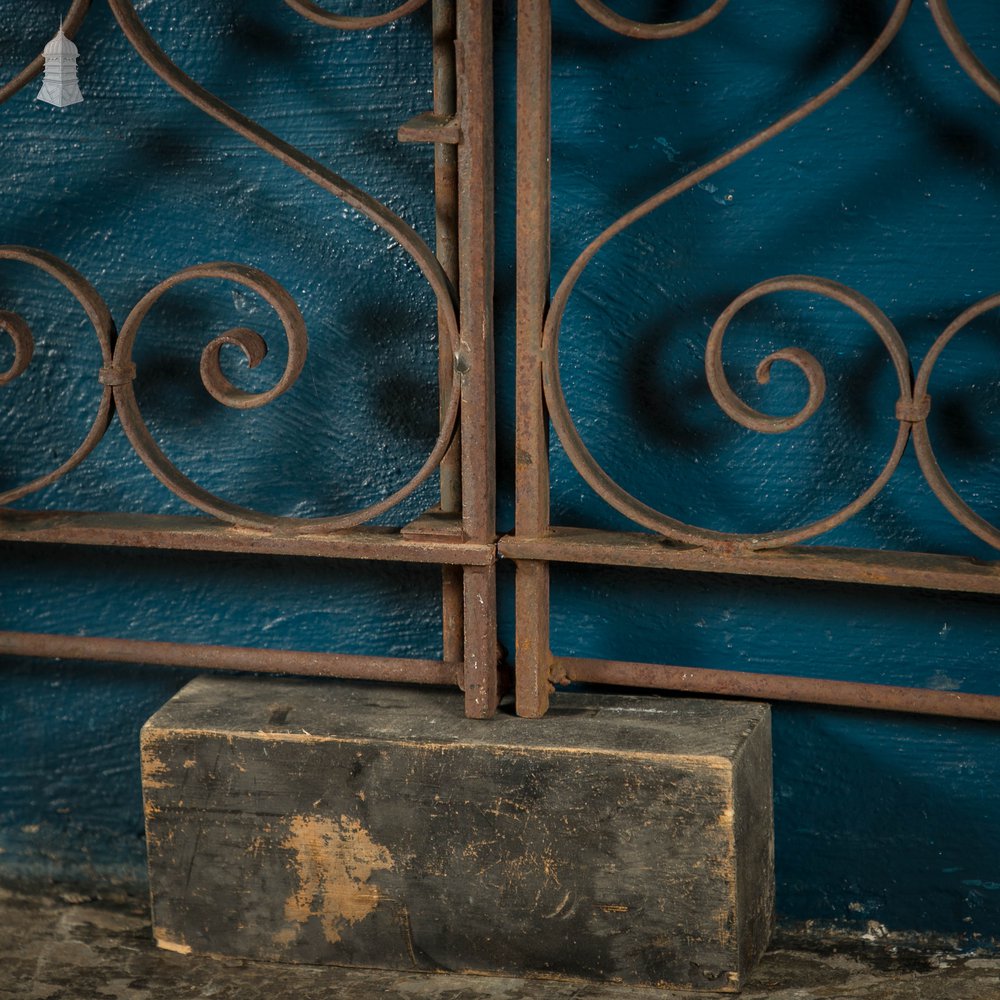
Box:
[142,678,773,991]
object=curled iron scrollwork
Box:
[0,246,115,506]
[574,0,729,40]
[929,0,1000,106]
[0,309,33,387]
[912,294,1000,552]
[110,261,460,532]
[283,0,430,31]
[100,0,460,531]
[110,262,309,527]
[542,0,915,550]
[703,276,914,547]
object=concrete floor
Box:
[1,886,998,999]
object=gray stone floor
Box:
[1,886,999,999]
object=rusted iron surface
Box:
[513,0,553,720]
[539,0,914,552]
[431,0,465,673]
[456,1,499,717]
[397,111,462,145]
[0,2,498,709]
[0,246,115,507]
[105,0,464,533]
[561,658,1000,724]
[929,0,1000,105]
[0,511,494,566]
[573,0,729,40]
[511,1,1000,720]
[527,0,1000,552]
[499,530,1000,596]
[0,631,456,685]
[5,0,1000,723]
[912,293,1000,552]
[462,563,500,715]
[283,0,429,32]
[1,2,468,533]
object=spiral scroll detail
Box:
[541,0,913,550]
[0,310,34,387]
[912,293,1000,551]
[113,263,459,533]
[0,245,115,506]
[545,270,914,549]
[106,0,462,531]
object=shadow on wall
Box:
[774,707,1000,939]
[547,561,1000,938]
[2,0,1000,944]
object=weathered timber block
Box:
[141,677,773,992]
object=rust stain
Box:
[277,814,393,946]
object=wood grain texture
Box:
[142,677,773,991]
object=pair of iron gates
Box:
[1,0,999,721]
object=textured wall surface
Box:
[2,0,1000,943]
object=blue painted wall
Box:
[3,0,1000,943]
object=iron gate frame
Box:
[0,0,501,719]
[503,0,1000,721]
[5,1,1000,725]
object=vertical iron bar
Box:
[514,0,553,717]
[432,0,464,669]
[462,562,497,716]
[456,0,498,717]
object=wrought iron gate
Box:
[504,0,1000,721]
[4,1,1000,724]
[0,0,499,718]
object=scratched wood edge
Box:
[732,705,775,989]
[141,737,756,989]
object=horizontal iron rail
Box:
[0,511,494,566]
[0,630,457,685]
[561,657,1000,722]
[500,528,1000,596]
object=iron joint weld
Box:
[896,395,930,423]
[397,112,462,146]
[548,661,570,688]
[99,362,136,387]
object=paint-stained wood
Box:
[142,677,773,991]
